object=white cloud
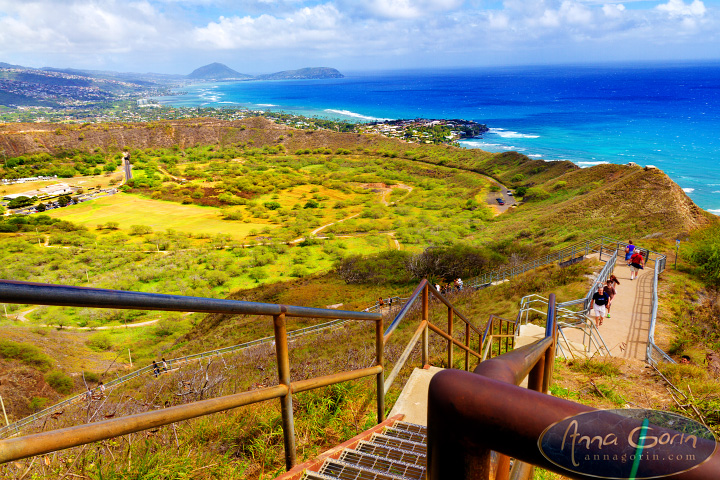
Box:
[656,0,706,18]
[192,4,342,49]
[602,3,625,18]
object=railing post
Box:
[422,283,429,366]
[376,317,385,423]
[599,238,603,261]
[273,313,296,471]
[465,323,470,371]
[447,307,454,368]
[542,294,557,394]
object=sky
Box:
[0,0,718,75]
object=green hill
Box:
[186,62,252,80]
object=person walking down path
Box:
[604,280,617,319]
[629,250,645,280]
[590,285,610,327]
[625,240,636,266]
[152,361,161,377]
[161,358,168,373]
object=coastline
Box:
[152,66,720,213]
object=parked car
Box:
[507,192,514,196]
[496,198,505,205]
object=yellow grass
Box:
[0,172,123,196]
[46,193,275,238]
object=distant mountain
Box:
[0,62,29,70]
[187,63,252,80]
[257,67,344,80]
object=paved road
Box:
[483,177,516,214]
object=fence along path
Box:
[0,317,351,439]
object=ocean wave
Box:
[489,128,540,139]
[324,109,388,121]
[256,104,278,107]
[682,188,695,193]
[713,191,720,194]
[577,161,609,168]
[708,209,720,216]
[528,154,542,158]
[217,101,236,104]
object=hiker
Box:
[625,240,636,265]
[604,280,616,318]
[161,358,168,372]
[680,355,692,364]
[607,274,621,291]
[378,297,384,308]
[435,283,441,293]
[152,360,160,377]
[629,250,645,280]
[590,285,610,327]
[98,381,106,396]
[455,278,464,291]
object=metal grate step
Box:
[319,459,408,480]
[390,421,427,436]
[303,473,340,480]
[355,440,426,467]
[368,434,427,456]
[381,427,426,444]
[339,449,425,480]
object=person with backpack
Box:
[629,250,645,280]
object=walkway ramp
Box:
[562,262,652,361]
[387,366,443,426]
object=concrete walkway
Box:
[563,261,653,360]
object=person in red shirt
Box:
[629,250,645,280]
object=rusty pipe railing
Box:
[0,280,384,469]
[428,293,557,480]
[382,279,483,394]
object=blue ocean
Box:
[156,63,720,213]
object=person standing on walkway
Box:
[604,280,617,318]
[629,250,645,280]
[590,285,610,327]
[625,241,636,266]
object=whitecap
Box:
[256,104,278,107]
[324,109,389,121]
[577,161,610,168]
[713,191,720,194]
[489,128,539,139]
[217,101,236,104]
[708,208,720,216]
[682,188,695,193]
[528,154,542,158]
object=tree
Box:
[57,195,71,207]
[8,196,33,209]
[36,203,46,212]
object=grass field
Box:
[0,172,123,196]
[46,193,275,238]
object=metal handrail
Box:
[0,280,384,470]
[647,260,675,365]
[0,316,353,439]
[382,279,483,394]
[428,293,558,480]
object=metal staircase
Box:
[302,421,427,480]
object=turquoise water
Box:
[156,63,720,213]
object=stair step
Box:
[303,473,339,480]
[319,459,408,480]
[381,427,426,444]
[339,449,425,480]
[390,421,427,436]
[356,441,426,467]
[368,434,427,456]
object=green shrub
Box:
[28,397,49,412]
[45,370,74,394]
[0,339,53,371]
[687,224,720,287]
[83,371,101,383]
[335,250,413,285]
[86,333,113,351]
